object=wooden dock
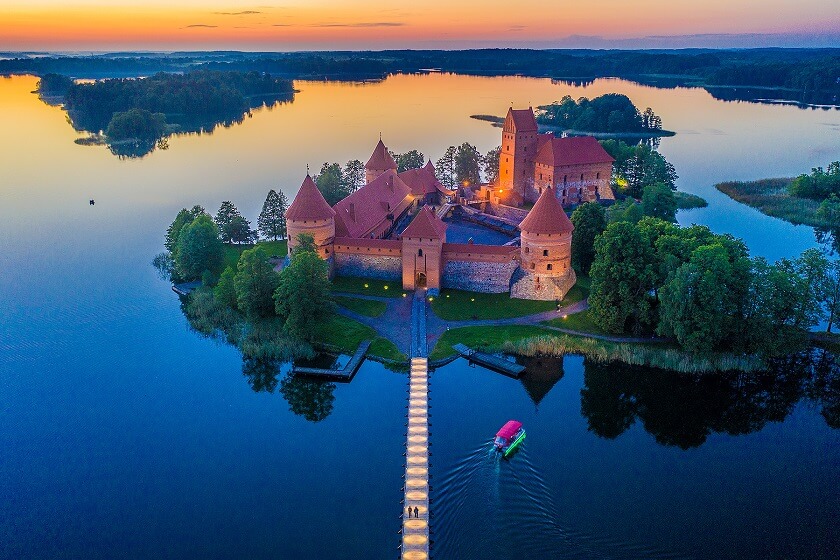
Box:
[401,357,430,560]
[292,340,371,382]
[452,343,525,377]
[171,281,201,296]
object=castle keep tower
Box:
[400,207,447,293]
[365,139,398,184]
[512,186,576,300]
[285,174,336,259]
[498,107,538,206]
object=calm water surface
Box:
[1,73,839,559]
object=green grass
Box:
[715,178,831,227]
[430,290,555,321]
[543,309,610,335]
[429,277,589,321]
[674,191,708,210]
[430,325,551,360]
[334,296,387,318]
[314,314,406,362]
[223,240,288,270]
[331,276,406,298]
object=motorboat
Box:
[494,420,526,457]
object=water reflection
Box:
[581,350,840,449]
[516,355,565,408]
[242,355,281,393]
[278,374,336,423]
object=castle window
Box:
[581,174,584,181]
[564,175,567,185]
[531,263,535,270]
[547,264,553,271]
[524,246,529,254]
[543,249,549,256]
[418,249,423,257]
[539,173,542,180]
[596,172,600,180]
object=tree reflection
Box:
[580,350,838,449]
[242,356,281,393]
[278,373,336,423]
[517,356,564,409]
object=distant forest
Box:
[37,70,294,157]
[536,94,664,134]
[5,48,840,105]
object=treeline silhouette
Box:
[61,69,294,133]
[5,49,839,100]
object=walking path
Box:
[401,293,430,560]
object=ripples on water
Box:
[432,440,693,560]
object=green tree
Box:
[642,182,678,222]
[570,202,606,274]
[588,221,657,334]
[234,246,281,318]
[455,142,482,188]
[393,150,425,173]
[315,162,349,205]
[607,198,644,224]
[165,205,207,253]
[215,201,240,242]
[817,194,840,226]
[227,214,255,245]
[483,146,501,185]
[436,146,457,189]
[823,259,840,333]
[274,234,334,343]
[658,244,737,352]
[343,159,365,193]
[792,248,830,330]
[258,189,288,241]
[105,108,167,141]
[174,214,224,281]
[214,266,238,309]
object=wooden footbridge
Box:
[291,340,371,382]
[401,356,430,559]
[452,343,525,377]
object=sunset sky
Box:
[2,0,839,51]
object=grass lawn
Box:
[223,240,288,270]
[543,309,610,335]
[315,314,406,362]
[429,277,589,321]
[334,296,387,318]
[331,276,406,298]
[430,324,551,361]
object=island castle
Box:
[286,107,615,300]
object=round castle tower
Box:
[514,186,576,300]
[365,139,398,184]
[285,174,336,260]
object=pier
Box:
[452,343,525,377]
[292,340,371,382]
[401,356,430,560]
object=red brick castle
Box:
[285,107,614,300]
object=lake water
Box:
[1,72,839,559]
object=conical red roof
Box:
[519,187,573,235]
[285,175,335,221]
[401,206,447,240]
[365,139,398,171]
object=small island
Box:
[471,93,675,140]
[37,70,295,157]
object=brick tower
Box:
[498,107,538,206]
[400,207,447,293]
[365,139,398,184]
[285,174,336,260]
[511,186,576,300]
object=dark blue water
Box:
[430,357,840,560]
[2,73,840,559]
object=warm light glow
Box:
[0,1,837,50]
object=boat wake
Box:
[431,441,693,560]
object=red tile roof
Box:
[398,166,445,196]
[285,175,336,221]
[332,169,413,238]
[504,107,538,133]
[519,187,574,235]
[401,206,448,240]
[365,139,398,171]
[535,135,615,167]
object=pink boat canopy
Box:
[496,420,522,439]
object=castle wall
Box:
[333,238,403,280]
[287,217,335,259]
[441,259,519,293]
[535,161,612,206]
